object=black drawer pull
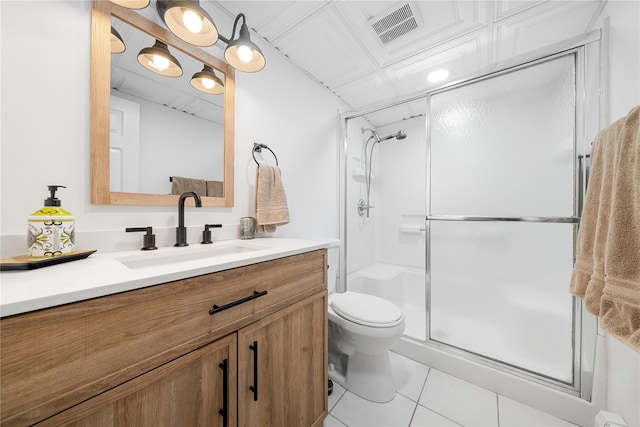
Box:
[209,290,268,315]
[218,359,229,427]
[249,341,258,401]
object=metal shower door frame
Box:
[423,45,597,398]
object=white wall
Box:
[376,118,426,269]
[0,0,345,256]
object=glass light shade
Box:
[190,65,225,95]
[224,23,265,73]
[156,0,218,46]
[109,0,150,9]
[111,27,126,54]
[137,40,183,77]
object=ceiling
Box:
[214,0,605,126]
[116,1,606,127]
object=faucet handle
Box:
[202,224,222,244]
[126,227,158,251]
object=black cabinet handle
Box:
[218,359,228,427]
[249,341,258,401]
[209,290,268,315]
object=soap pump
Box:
[27,185,75,258]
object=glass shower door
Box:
[427,53,578,384]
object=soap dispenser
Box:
[27,185,75,258]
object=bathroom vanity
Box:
[0,239,328,426]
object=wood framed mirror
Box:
[91,0,234,207]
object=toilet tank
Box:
[326,239,340,294]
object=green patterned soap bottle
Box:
[27,185,75,258]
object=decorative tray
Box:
[0,250,97,271]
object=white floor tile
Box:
[410,404,462,426]
[498,396,580,427]
[329,380,347,411]
[324,414,348,427]
[390,351,430,402]
[419,369,498,426]
[331,391,416,427]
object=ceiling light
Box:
[137,40,183,77]
[156,0,218,46]
[427,69,450,83]
[190,65,225,95]
[109,0,150,9]
[111,27,126,54]
[223,13,266,73]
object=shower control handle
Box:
[357,199,374,217]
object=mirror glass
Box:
[91,2,235,207]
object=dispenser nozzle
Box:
[45,185,66,207]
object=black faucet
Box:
[175,191,202,247]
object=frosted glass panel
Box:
[430,221,574,382]
[430,55,575,217]
[427,53,577,383]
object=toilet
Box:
[325,239,405,403]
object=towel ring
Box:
[252,143,279,166]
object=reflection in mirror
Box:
[91,1,235,207]
[110,16,225,196]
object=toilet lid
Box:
[331,292,403,327]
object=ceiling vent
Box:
[369,3,421,45]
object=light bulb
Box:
[152,54,170,70]
[237,45,253,63]
[182,10,203,33]
[201,77,215,89]
[427,69,450,83]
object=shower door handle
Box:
[426,215,580,223]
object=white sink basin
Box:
[117,242,268,269]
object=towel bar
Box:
[426,215,580,223]
[252,143,278,166]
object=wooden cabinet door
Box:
[238,292,328,427]
[37,334,237,427]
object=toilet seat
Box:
[330,291,403,328]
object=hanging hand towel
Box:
[255,164,290,233]
[171,176,206,196]
[570,105,640,352]
[206,180,223,197]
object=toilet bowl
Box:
[323,239,405,403]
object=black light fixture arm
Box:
[218,13,245,45]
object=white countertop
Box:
[0,237,329,317]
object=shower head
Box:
[378,130,406,142]
[361,127,406,143]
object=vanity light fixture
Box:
[137,40,183,77]
[111,27,126,54]
[221,13,266,73]
[190,65,225,95]
[156,0,218,47]
[108,0,150,9]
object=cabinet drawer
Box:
[0,249,326,426]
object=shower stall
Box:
[340,36,602,422]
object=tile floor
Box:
[325,352,581,427]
